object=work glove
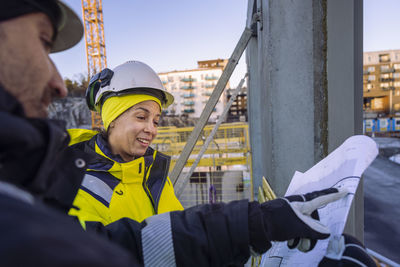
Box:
[319,234,377,267]
[249,187,348,255]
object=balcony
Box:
[183,101,195,106]
[205,76,218,80]
[181,78,196,82]
[381,68,394,73]
[381,86,395,91]
[181,85,195,90]
[183,93,195,98]
[380,78,394,82]
[183,109,195,113]
[379,55,390,63]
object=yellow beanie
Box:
[101,94,162,130]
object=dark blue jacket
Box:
[0,86,140,266]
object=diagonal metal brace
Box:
[170,27,254,186]
[175,74,248,197]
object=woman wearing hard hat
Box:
[68,61,183,226]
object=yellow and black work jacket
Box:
[67,129,183,225]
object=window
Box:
[394,73,400,78]
[381,73,390,79]
[380,82,389,88]
[367,84,374,90]
[168,76,174,82]
[394,64,400,70]
[368,75,375,81]
[394,82,400,87]
[379,54,390,62]
[381,65,390,72]
[394,104,400,111]
[367,66,375,72]
[396,90,400,96]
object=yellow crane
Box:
[81,0,107,129]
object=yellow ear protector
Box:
[85,68,114,112]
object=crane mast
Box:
[81,0,107,128]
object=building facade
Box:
[226,87,247,122]
[363,50,400,117]
[158,59,229,121]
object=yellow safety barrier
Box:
[153,122,253,208]
[252,177,276,267]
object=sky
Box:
[51,0,248,87]
[51,0,400,88]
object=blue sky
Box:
[51,0,248,86]
[51,0,400,87]
[363,0,400,52]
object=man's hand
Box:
[249,187,348,254]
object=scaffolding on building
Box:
[152,122,253,208]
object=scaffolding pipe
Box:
[170,27,254,185]
[366,249,400,267]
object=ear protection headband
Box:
[85,68,114,112]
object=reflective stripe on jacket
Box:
[68,129,183,225]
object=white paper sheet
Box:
[261,135,378,266]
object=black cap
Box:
[0,0,83,53]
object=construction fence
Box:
[152,122,253,208]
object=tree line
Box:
[64,74,89,97]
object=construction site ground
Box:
[364,137,400,263]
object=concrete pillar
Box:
[247,0,327,197]
[327,0,364,240]
[246,0,268,196]
[246,0,363,239]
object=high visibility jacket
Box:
[68,129,183,225]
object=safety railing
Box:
[152,122,253,208]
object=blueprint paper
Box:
[261,135,378,266]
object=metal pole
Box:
[175,75,248,197]
[366,249,400,267]
[170,27,254,185]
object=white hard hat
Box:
[86,61,174,111]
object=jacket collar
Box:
[0,85,26,116]
[95,134,155,166]
[0,85,85,212]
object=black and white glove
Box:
[249,187,348,254]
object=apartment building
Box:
[158,59,229,121]
[226,87,247,122]
[363,50,400,117]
